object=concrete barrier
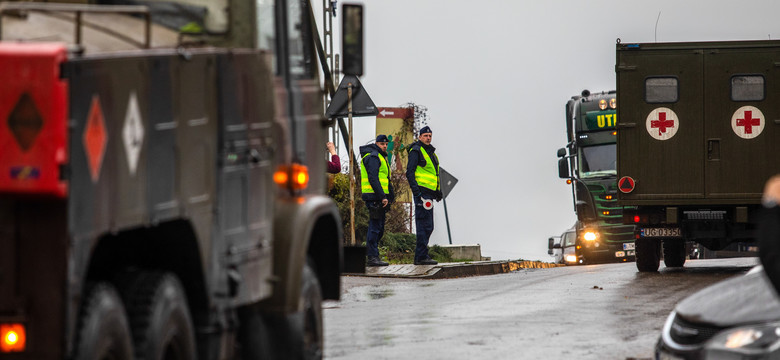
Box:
[438,244,482,261]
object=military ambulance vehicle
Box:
[558,90,636,264]
[0,0,345,358]
[616,39,779,272]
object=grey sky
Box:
[317,1,780,260]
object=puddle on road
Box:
[367,288,395,300]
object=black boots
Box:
[414,258,438,265]
[367,256,389,267]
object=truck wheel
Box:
[635,238,660,272]
[73,283,134,360]
[264,261,324,359]
[121,272,197,360]
[299,262,324,359]
[663,239,686,267]
[237,305,273,359]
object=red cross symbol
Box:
[736,110,761,134]
[650,112,675,136]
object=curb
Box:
[346,260,564,279]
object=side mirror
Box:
[342,4,364,76]
[556,148,566,158]
[558,158,570,179]
[548,237,554,249]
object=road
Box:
[323,257,759,359]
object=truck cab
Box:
[558,90,636,264]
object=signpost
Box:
[439,167,458,244]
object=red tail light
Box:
[0,43,68,197]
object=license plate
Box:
[627,250,635,256]
[641,227,681,238]
[623,243,635,250]
[615,251,625,257]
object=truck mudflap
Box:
[0,42,68,197]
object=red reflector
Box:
[0,43,68,197]
[634,215,640,223]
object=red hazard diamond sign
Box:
[618,176,635,194]
[83,95,107,183]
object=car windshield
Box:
[578,144,616,179]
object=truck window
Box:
[578,144,616,178]
[287,0,314,78]
[256,0,276,54]
[645,77,678,103]
[563,231,576,247]
[731,75,765,101]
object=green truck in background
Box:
[557,90,636,264]
[615,39,779,272]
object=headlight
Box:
[583,231,597,241]
[706,322,780,356]
[609,98,616,109]
[598,99,607,110]
[565,255,578,263]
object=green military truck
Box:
[557,90,636,264]
[616,39,779,272]
[0,0,345,358]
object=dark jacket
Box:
[326,154,340,174]
[405,141,442,201]
[760,206,780,296]
[359,144,394,202]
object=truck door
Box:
[703,47,780,199]
[617,49,705,201]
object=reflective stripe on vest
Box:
[414,147,439,191]
[360,153,390,194]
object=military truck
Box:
[615,39,779,272]
[557,90,636,264]
[0,0,345,358]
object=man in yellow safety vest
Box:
[405,126,442,265]
[359,135,394,266]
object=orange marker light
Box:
[274,164,309,191]
[605,195,613,200]
[566,179,572,184]
[1,323,26,353]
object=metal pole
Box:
[348,83,356,245]
[443,197,453,245]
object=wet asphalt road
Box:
[323,257,759,360]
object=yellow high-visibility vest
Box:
[360,152,390,194]
[414,147,439,191]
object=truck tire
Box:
[121,272,197,360]
[663,239,686,268]
[73,283,134,360]
[237,305,273,359]
[635,238,660,272]
[265,261,324,359]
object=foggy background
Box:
[316,0,780,261]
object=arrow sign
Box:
[379,109,394,117]
[325,74,378,118]
[439,167,458,199]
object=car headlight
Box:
[583,231,597,241]
[706,322,780,357]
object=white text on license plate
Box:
[641,227,681,238]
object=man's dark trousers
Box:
[414,202,434,262]
[366,201,386,258]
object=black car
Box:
[656,265,780,359]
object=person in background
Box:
[359,135,393,267]
[406,126,442,266]
[326,141,341,174]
